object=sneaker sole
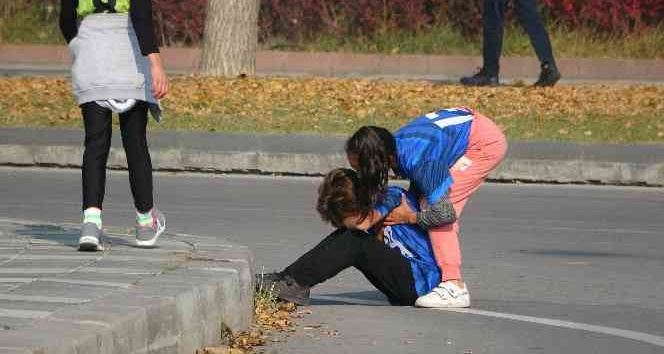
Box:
[78,236,102,252]
[414,299,470,308]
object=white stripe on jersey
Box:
[383,226,415,258]
[433,114,473,129]
[424,108,474,129]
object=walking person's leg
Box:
[461,0,508,86]
[119,101,164,247]
[119,101,153,213]
[416,113,507,307]
[79,102,113,251]
[515,0,561,86]
[482,0,508,77]
[269,229,418,306]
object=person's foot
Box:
[533,63,561,87]
[460,68,499,86]
[135,208,166,248]
[256,272,311,306]
[79,222,103,251]
[415,280,470,308]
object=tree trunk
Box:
[200,0,259,77]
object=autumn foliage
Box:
[148,0,664,45]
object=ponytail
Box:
[345,126,396,218]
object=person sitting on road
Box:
[345,107,507,307]
[259,168,466,307]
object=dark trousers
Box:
[81,101,153,213]
[483,0,556,75]
[283,228,418,306]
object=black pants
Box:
[283,228,418,306]
[81,101,153,213]
[483,0,556,75]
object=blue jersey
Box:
[373,186,441,296]
[394,107,474,205]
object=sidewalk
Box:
[1,45,663,83]
[1,127,662,186]
[0,217,254,354]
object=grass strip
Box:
[1,76,662,143]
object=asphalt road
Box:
[1,167,662,353]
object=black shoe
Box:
[256,272,311,306]
[533,63,561,87]
[460,68,500,86]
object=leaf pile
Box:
[1,76,662,142]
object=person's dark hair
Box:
[317,168,362,228]
[345,126,396,216]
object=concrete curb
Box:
[1,45,663,83]
[1,128,663,186]
[0,219,255,354]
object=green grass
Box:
[265,24,664,59]
[2,76,663,144]
[0,3,63,45]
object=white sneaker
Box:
[135,208,166,248]
[415,281,470,308]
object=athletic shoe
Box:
[415,281,470,308]
[533,63,561,87]
[256,272,310,306]
[135,208,166,248]
[460,68,500,86]
[79,222,103,252]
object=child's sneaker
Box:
[79,222,103,252]
[135,208,166,248]
[415,281,470,308]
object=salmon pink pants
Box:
[429,112,508,282]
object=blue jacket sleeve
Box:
[374,187,404,217]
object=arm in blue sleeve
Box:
[374,187,404,217]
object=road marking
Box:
[0,308,52,319]
[0,268,68,274]
[312,295,664,347]
[38,278,133,289]
[437,308,664,347]
[0,294,90,304]
[0,278,33,283]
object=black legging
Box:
[483,0,556,75]
[283,228,418,306]
[81,101,153,212]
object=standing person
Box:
[59,0,169,251]
[345,107,507,308]
[260,168,443,307]
[460,0,561,87]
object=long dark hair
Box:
[345,126,396,217]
